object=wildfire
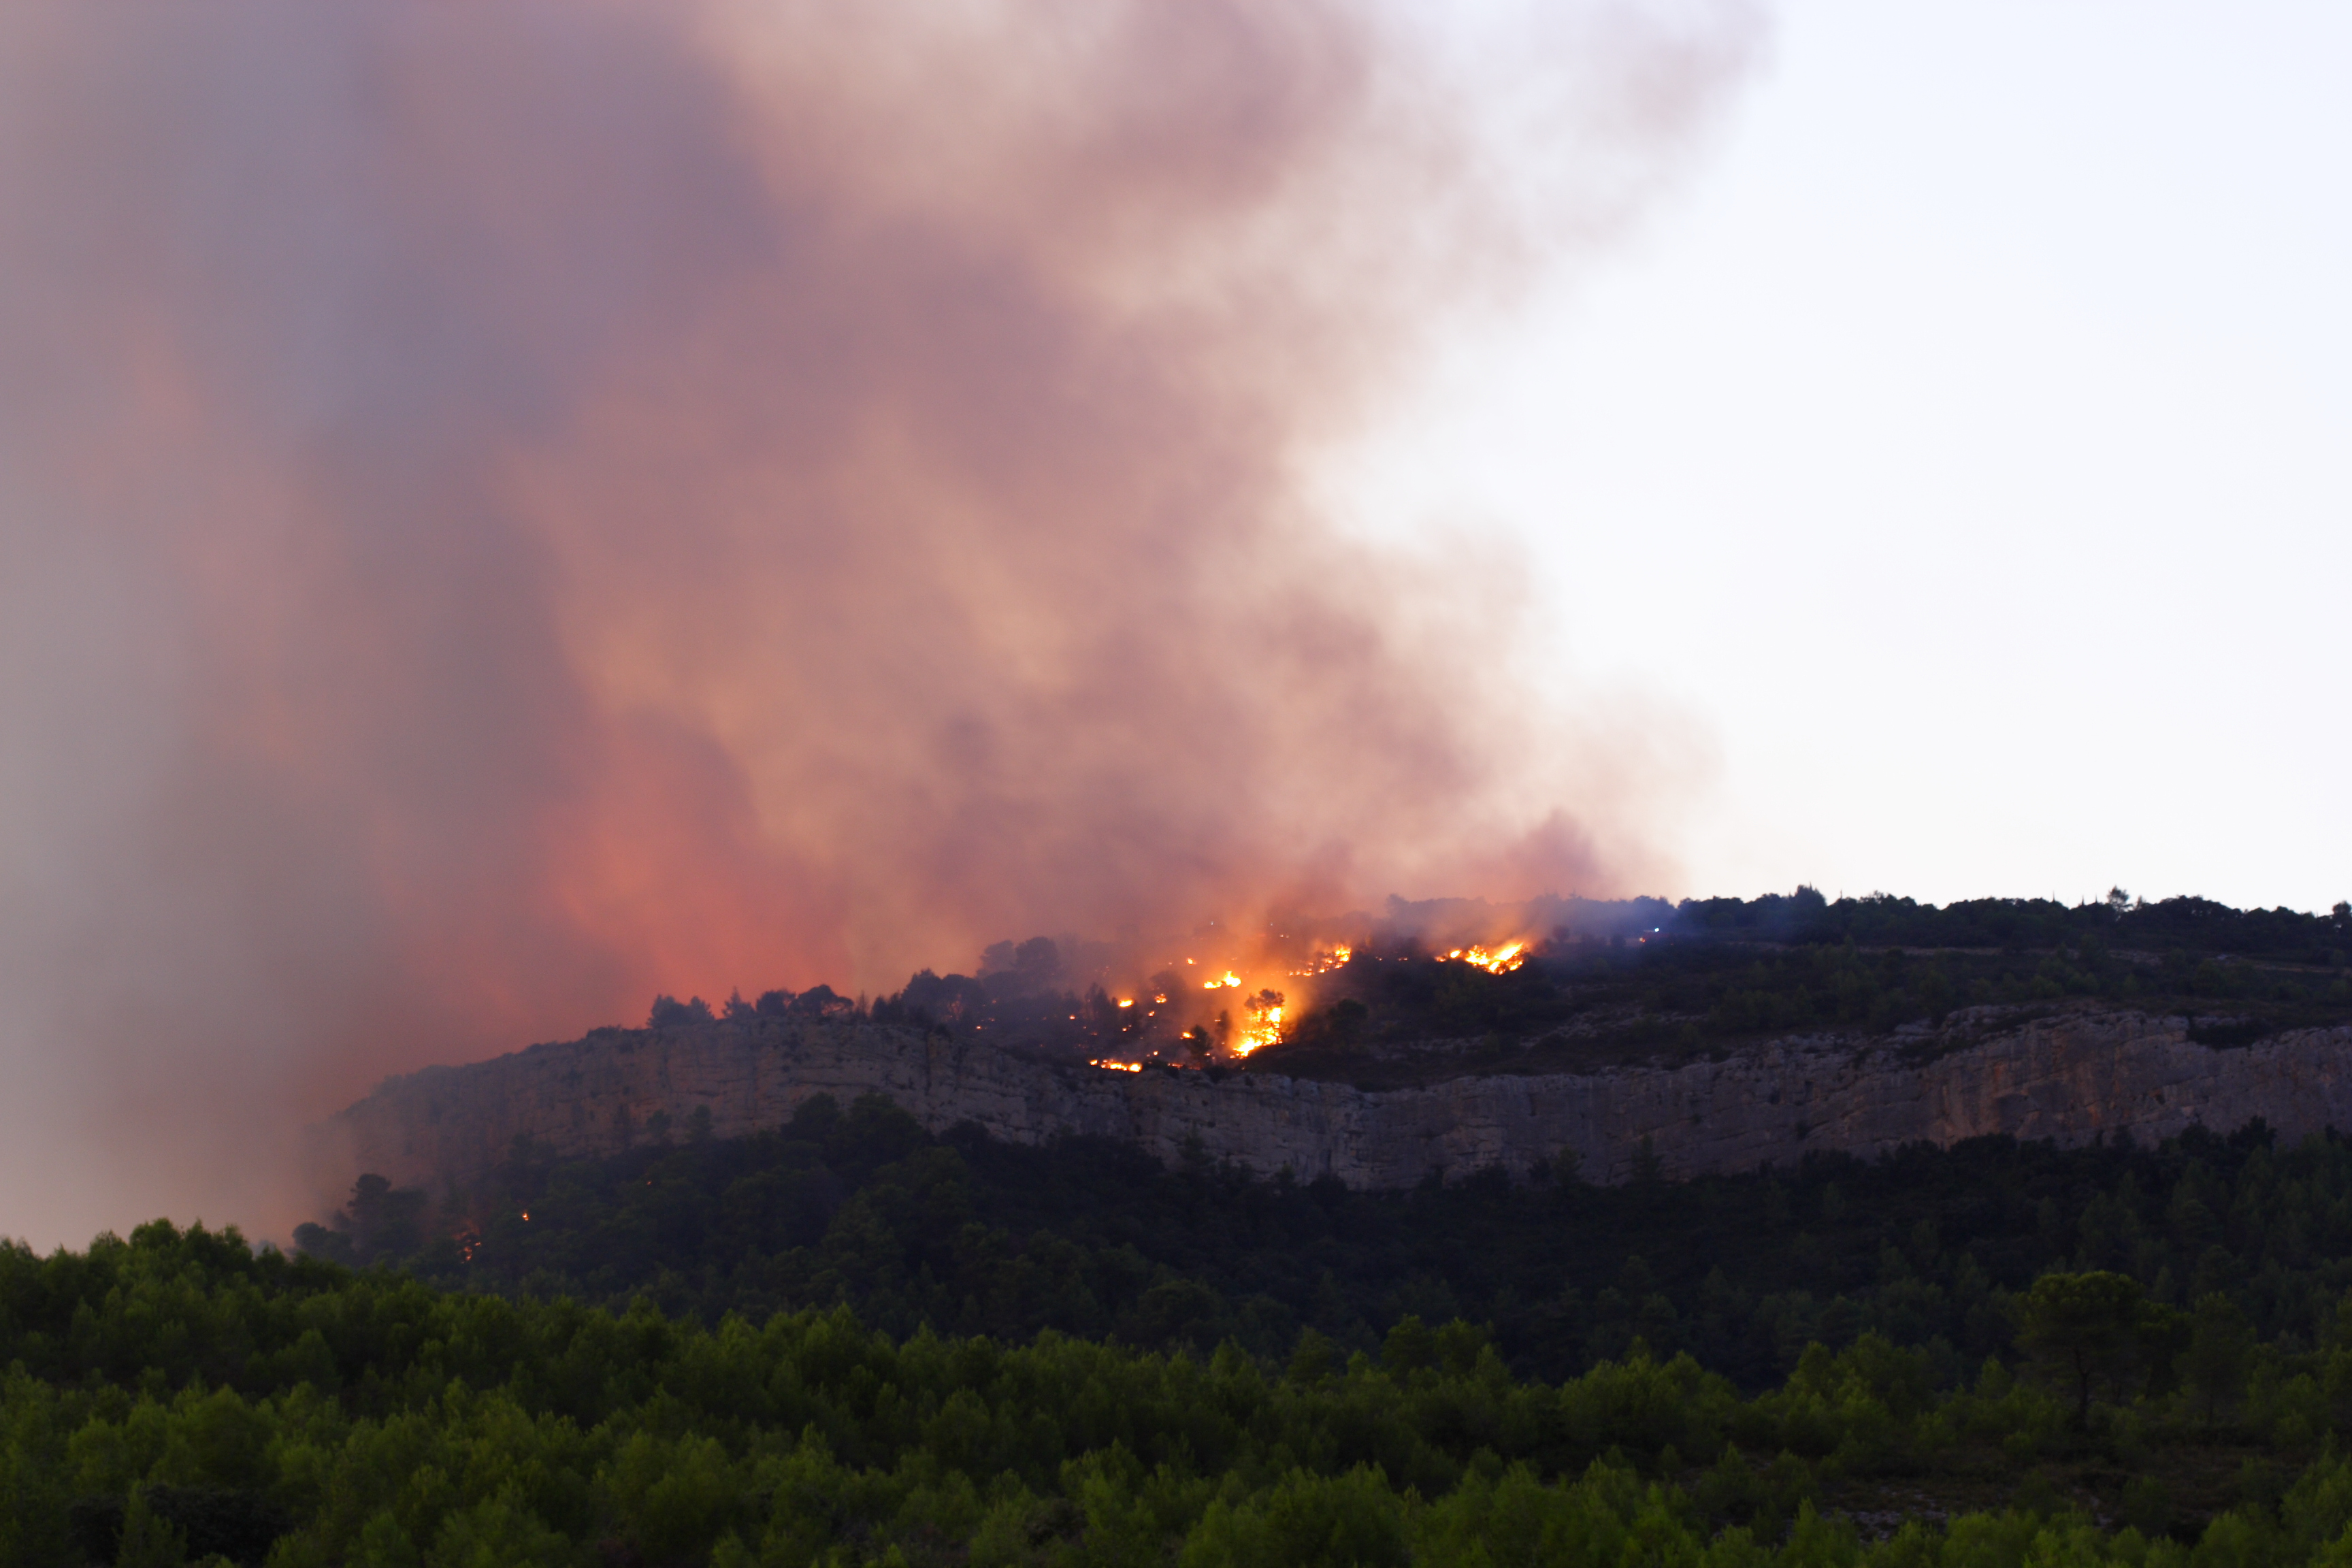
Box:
[1436,940,1528,974]
[1231,989,1286,1057]
[1089,1058,1143,1072]
[1203,971,1241,990]
[1288,943,1353,977]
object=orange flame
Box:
[1436,940,1527,974]
[1230,988,1286,1057]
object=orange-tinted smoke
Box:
[0,1,1756,1245]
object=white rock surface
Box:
[323,1010,2352,1192]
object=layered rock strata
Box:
[324,1010,2352,1194]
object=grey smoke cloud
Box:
[0,1,1757,1245]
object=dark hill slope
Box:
[308,1089,2352,1395]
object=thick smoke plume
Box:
[0,1,1757,1245]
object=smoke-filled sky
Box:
[0,1,1758,1244]
[5,3,2345,1249]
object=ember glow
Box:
[1232,990,1287,1058]
[1437,941,1530,974]
[1034,904,1561,1068]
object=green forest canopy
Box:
[157,1093,2352,1563]
[13,1193,2352,1564]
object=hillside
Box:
[221,888,2352,1561]
[323,892,2352,1206]
[1245,892,2352,1090]
[868,889,2352,1079]
[310,1091,2352,1392]
[231,1096,2352,1556]
[328,1008,2352,1200]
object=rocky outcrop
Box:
[323,1009,2352,1194]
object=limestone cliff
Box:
[323,1007,2352,1194]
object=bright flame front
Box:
[1436,940,1527,974]
[1231,989,1285,1057]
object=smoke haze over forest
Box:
[0,3,1760,1244]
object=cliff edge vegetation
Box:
[653,889,2352,1085]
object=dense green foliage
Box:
[26,1213,2352,1564]
[309,1096,2352,1398]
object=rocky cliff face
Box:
[323,1009,2352,1194]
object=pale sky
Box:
[1341,0,2352,913]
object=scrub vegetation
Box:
[1259,892,2352,1083]
[724,892,2352,1079]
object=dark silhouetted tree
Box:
[2183,1292,2255,1428]
[649,994,715,1028]
[2016,1270,2146,1426]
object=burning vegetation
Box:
[1437,941,1527,974]
[912,926,1541,1069]
[641,890,2352,1086]
[716,898,1605,1070]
